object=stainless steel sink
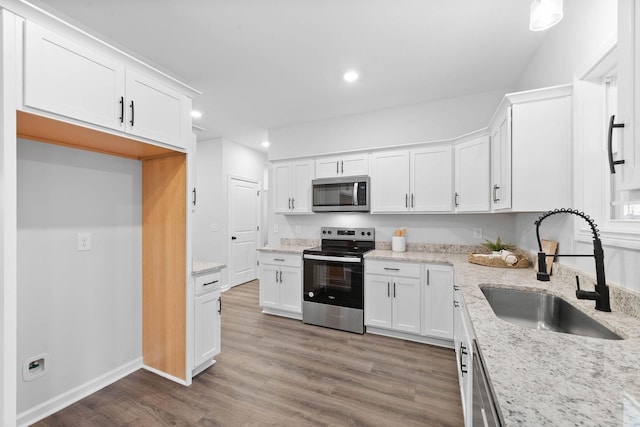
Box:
[481,287,623,340]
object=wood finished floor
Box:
[35,280,463,426]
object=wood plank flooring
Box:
[35,280,463,426]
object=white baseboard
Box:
[366,327,454,349]
[17,357,143,427]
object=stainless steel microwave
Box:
[312,176,370,212]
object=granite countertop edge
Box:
[192,260,226,275]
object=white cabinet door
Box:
[370,150,410,213]
[23,21,125,131]
[423,265,454,340]
[490,110,511,210]
[618,0,640,190]
[510,97,571,211]
[279,266,302,314]
[340,154,369,177]
[315,154,368,178]
[259,265,280,309]
[273,163,292,213]
[391,277,421,333]
[290,161,314,213]
[410,146,453,212]
[364,275,392,328]
[194,291,221,367]
[454,137,490,212]
[125,69,189,149]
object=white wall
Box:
[512,0,640,291]
[516,0,617,92]
[192,138,267,278]
[16,139,142,413]
[268,89,507,161]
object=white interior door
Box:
[228,177,259,286]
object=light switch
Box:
[77,233,91,251]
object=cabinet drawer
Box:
[366,260,421,278]
[194,272,221,295]
[258,252,302,268]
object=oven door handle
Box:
[303,254,362,263]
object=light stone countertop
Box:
[192,260,226,276]
[256,245,311,254]
[365,250,640,426]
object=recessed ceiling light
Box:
[261,141,270,148]
[343,70,359,83]
[191,110,202,119]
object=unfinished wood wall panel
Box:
[142,154,187,380]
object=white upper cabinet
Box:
[124,69,190,148]
[23,21,125,131]
[508,86,572,211]
[454,136,490,212]
[617,0,640,190]
[315,153,369,178]
[370,150,411,212]
[23,20,191,150]
[489,105,511,210]
[273,160,314,214]
[370,147,453,213]
[411,146,454,212]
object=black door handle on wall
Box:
[129,100,135,126]
[231,236,237,240]
[608,114,625,174]
[119,96,124,123]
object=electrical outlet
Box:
[295,225,302,233]
[473,228,483,240]
[77,233,91,251]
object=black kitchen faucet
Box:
[535,208,611,312]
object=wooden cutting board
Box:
[534,239,558,275]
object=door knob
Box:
[231,236,237,240]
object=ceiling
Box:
[25,0,548,151]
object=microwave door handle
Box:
[353,182,358,205]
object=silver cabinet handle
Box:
[203,280,219,287]
[218,297,222,314]
[405,193,408,208]
[291,198,295,210]
[384,267,400,271]
[387,282,390,297]
[411,193,414,208]
[336,161,340,174]
[273,258,285,262]
[279,270,283,282]
[288,198,292,210]
[455,192,459,207]
[493,184,500,203]
[341,160,344,174]
[275,271,279,283]
[426,269,430,286]
[393,282,396,298]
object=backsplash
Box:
[375,241,488,254]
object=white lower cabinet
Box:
[454,288,474,427]
[258,252,302,319]
[193,271,222,375]
[422,264,454,340]
[365,259,453,346]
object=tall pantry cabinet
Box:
[1,5,199,426]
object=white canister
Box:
[392,236,406,252]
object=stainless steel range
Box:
[302,227,375,334]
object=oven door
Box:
[303,254,364,309]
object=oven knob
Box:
[367,232,371,236]
[322,230,326,234]
[308,291,314,298]
[361,232,365,236]
[328,230,332,234]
